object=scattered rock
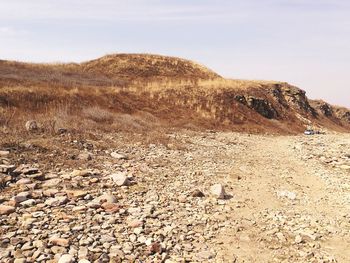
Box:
[25,120,38,132]
[191,189,205,197]
[101,202,120,213]
[13,191,31,203]
[295,235,303,244]
[0,150,10,156]
[91,193,117,205]
[111,152,128,160]
[20,199,36,207]
[66,190,87,199]
[110,172,130,186]
[277,190,297,200]
[70,169,91,177]
[210,184,226,199]
[77,152,93,161]
[0,205,15,215]
[45,196,68,206]
[58,254,75,263]
[42,178,61,188]
[0,130,349,262]
[0,164,15,173]
[148,242,162,255]
[49,237,70,247]
[16,178,32,185]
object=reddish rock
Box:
[49,237,70,247]
[128,219,144,228]
[148,242,162,255]
[101,203,120,213]
[0,205,15,215]
[66,190,87,199]
[191,189,205,197]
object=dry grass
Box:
[0,53,349,144]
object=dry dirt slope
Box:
[0,130,350,262]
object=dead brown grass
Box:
[0,53,349,143]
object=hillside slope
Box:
[0,53,349,134]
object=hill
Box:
[0,53,349,135]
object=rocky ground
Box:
[0,130,350,263]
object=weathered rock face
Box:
[246,96,278,119]
[319,103,333,117]
[310,100,350,126]
[271,84,317,116]
[342,111,350,122]
[232,83,317,121]
[234,95,278,119]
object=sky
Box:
[0,0,349,107]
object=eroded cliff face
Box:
[342,112,350,122]
[142,81,349,133]
[234,95,278,119]
[273,84,317,116]
[311,100,350,125]
[224,83,317,121]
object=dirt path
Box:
[214,134,350,262]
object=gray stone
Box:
[58,254,75,263]
[13,192,31,203]
[210,184,226,199]
[42,178,61,188]
[110,172,130,186]
[0,150,10,156]
[20,199,36,207]
[45,196,68,206]
[91,193,117,205]
[111,152,127,160]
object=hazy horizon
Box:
[1,0,349,107]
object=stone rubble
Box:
[0,131,349,262]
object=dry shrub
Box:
[0,107,16,127]
[110,111,161,132]
[82,106,115,124]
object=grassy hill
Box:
[0,53,349,137]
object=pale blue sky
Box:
[0,0,349,107]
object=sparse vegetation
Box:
[0,53,349,143]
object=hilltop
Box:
[80,54,221,81]
[0,54,219,88]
